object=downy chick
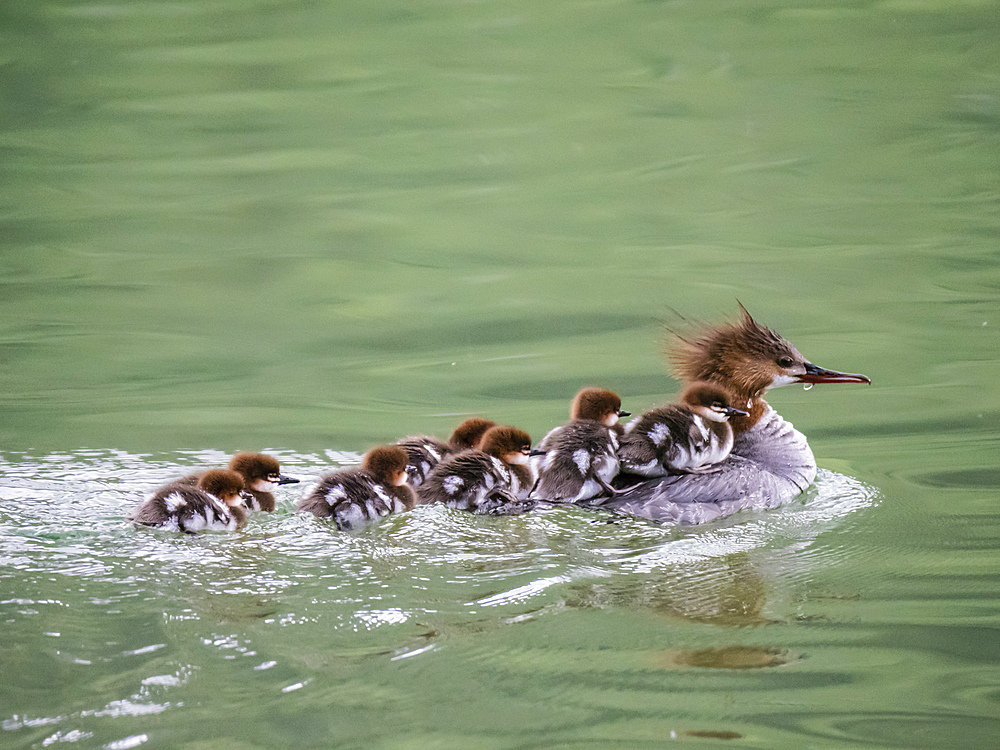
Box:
[617,381,749,477]
[530,387,629,503]
[418,425,536,515]
[297,446,416,531]
[130,469,247,533]
[397,417,497,487]
[175,452,299,512]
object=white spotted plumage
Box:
[164,492,187,512]
[530,420,620,503]
[617,394,739,478]
[649,423,669,447]
[325,485,347,505]
[130,483,243,534]
[299,462,415,531]
[417,446,528,514]
[691,415,709,442]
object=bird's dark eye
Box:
[777,356,794,368]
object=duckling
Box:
[227,453,299,511]
[530,388,630,503]
[397,417,497,487]
[176,452,299,512]
[448,417,497,450]
[617,381,750,477]
[418,425,536,515]
[130,469,247,533]
[297,445,417,531]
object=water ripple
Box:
[0,453,878,606]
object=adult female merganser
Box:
[175,453,299,512]
[617,381,749,477]
[130,469,247,533]
[397,418,497,487]
[297,446,417,531]
[602,305,870,524]
[418,425,536,515]
[530,388,629,503]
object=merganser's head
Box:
[363,445,411,486]
[198,469,246,507]
[669,303,871,401]
[570,387,631,427]
[229,453,300,493]
[449,418,497,450]
[479,425,533,466]
[680,381,751,423]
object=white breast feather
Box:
[649,423,670,447]
[469,485,490,510]
[186,511,210,532]
[338,505,365,528]
[698,427,733,468]
[692,415,709,442]
[325,485,347,505]
[204,504,237,531]
[575,480,600,502]
[510,472,524,496]
[671,445,691,471]
[594,453,618,481]
[164,492,186,512]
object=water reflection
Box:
[1,448,880,746]
[0,451,878,611]
[660,645,794,670]
[564,551,775,627]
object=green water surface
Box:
[2,1,999,748]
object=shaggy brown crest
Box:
[198,469,245,502]
[570,388,622,422]
[449,418,497,450]
[479,426,532,459]
[362,446,409,484]
[229,453,281,481]
[668,303,804,401]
